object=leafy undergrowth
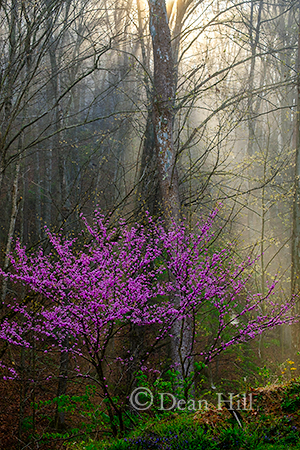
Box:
[67,380,300,450]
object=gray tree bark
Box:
[148,0,193,387]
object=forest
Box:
[1,0,300,448]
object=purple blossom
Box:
[0,209,297,383]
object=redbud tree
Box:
[0,209,295,435]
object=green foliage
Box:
[24,376,300,449]
[134,366,206,417]
[21,416,34,431]
[257,365,272,385]
[66,409,300,450]
[218,427,246,449]
[282,379,300,412]
[30,385,113,445]
[68,415,216,449]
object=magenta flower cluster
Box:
[0,209,295,381]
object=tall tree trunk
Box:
[148,0,193,387]
[291,0,300,349]
[135,0,159,218]
[246,0,264,245]
[49,45,65,222]
[136,0,191,220]
[35,149,42,240]
[44,147,52,228]
[0,0,18,294]
[135,112,159,218]
[0,0,17,195]
[247,0,263,157]
[54,338,69,430]
[21,151,29,245]
[1,153,21,301]
[148,0,180,224]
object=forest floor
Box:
[2,377,300,449]
[67,380,300,450]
